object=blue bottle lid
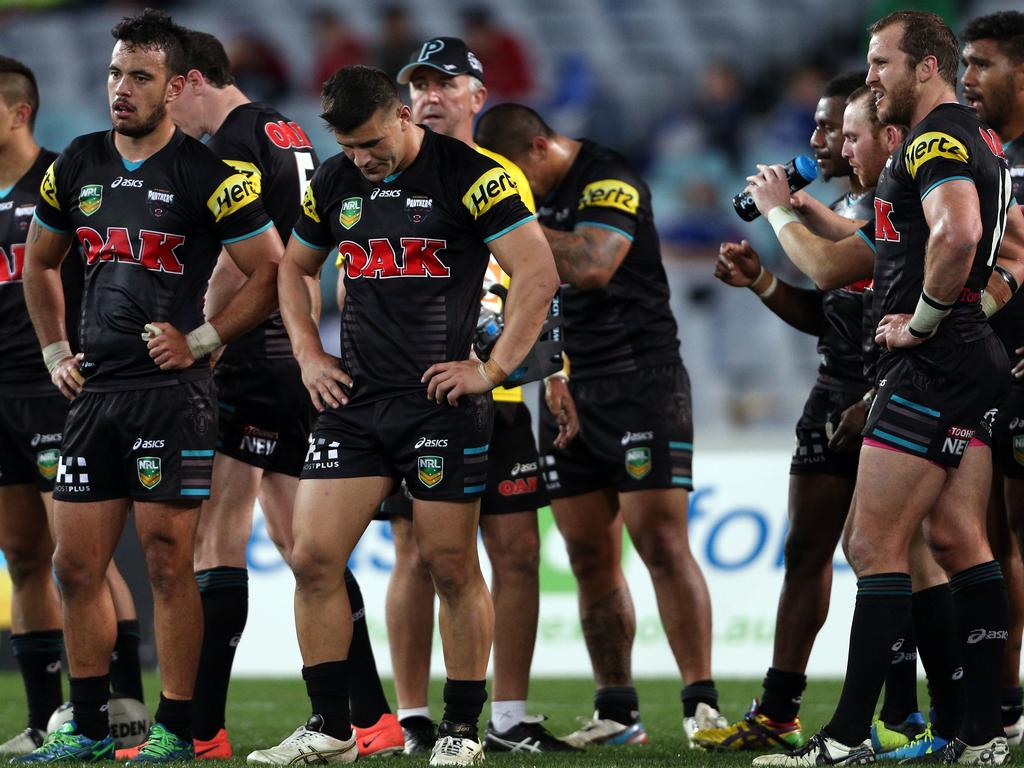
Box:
[795,155,819,182]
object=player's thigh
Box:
[412,497,482,572]
[1007,477,1024,548]
[52,498,130,579]
[257,470,300,563]
[928,443,995,572]
[619,487,692,564]
[481,510,540,572]
[134,500,202,556]
[0,484,53,567]
[195,452,263,569]
[551,488,621,569]
[786,473,855,568]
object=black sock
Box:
[70,675,110,741]
[303,661,351,740]
[344,569,391,728]
[155,694,193,743]
[109,619,144,702]
[913,584,963,740]
[1002,686,1023,728]
[594,686,638,725]
[681,679,719,718]
[193,567,248,740]
[826,573,912,746]
[760,668,806,723]
[879,613,919,724]
[442,679,487,731]
[951,561,1007,744]
[11,630,64,731]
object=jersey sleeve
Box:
[903,126,975,201]
[458,155,534,244]
[571,160,645,242]
[292,167,333,251]
[207,128,264,198]
[33,155,73,234]
[856,220,877,253]
[202,159,273,244]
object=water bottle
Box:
[733,155,819,221]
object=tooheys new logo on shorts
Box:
[462,167,518,219]
[904,132,969,179]
[206,173,259,222]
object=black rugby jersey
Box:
[34,129,272,391]
[0,149,85,396]
[535,139,680,379]
[988,133,1024,359]
[293,127,533,406]
[818,190,874,391]
[206,103,319,361]
[858,103,1013,348]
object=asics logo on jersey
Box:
[968,628,1009,644]
[370,188,402,199]
[111,176,144,188]
[874,198,900,242]
[77,227,186,274]
[339,238,450,279]
[415,437,448,448]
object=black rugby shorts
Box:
[0,392,68,491]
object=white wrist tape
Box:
[186,322,222,359]
[757,273,779,299]
[42,340,73,373]
[908,291,953,338]
[767,206,800,237]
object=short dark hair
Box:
[868,11,959,87]
[846,85,882,132]
[320,65,401,133]
[181,29,235,87]
[474,103,554,160]
[111,8,188,79]
[963,11,1024,65]
[822,70,868,100]
[0,55,39,130]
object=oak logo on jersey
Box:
[418,456,443,488]
[264,121,312,150]
[136,457,161,490]
[147,189,174,218]
[340,197,362,229]
[904,132,969,179]
[339,238,449,279]
[78,185,103,216]
[0,244,25,283]
[40,163,59,210]
[207,174,259,223]
[406,196,433,224]
[625,447,651,480]
[874,198,900,242]
[36,449,59,481]
[77,227,186,274]
[463,167,518,219]
[578,178,639,215]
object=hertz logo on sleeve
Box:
[904,132,969,179]
[301,184,320,224]
[223,160,263,195]
[207,173,259,222]
[578,179,639,215]
[40,163,60,210]
[463,167,518,219]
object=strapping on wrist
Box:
[42,340,72,373]
[750,267,778,299]
[908,291,953,338]
[766,206,799,237]
[477,357,508,388]
[186,321,222,359]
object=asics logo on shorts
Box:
[31,431,62,447]
[968,628,1009,644]
[510,461,538,476]
[415,437,448,449]
[620,430,653,445]
[132,438,165,450]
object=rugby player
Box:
[961,9,1024,746]
[380,36,573,754]
[746,11,1023,765]
[694,78,927,754]
[0,55,146,754]
[15,10,282,763]
[475,104,725,747]
[163,29,400,760]
[246,66,558,766]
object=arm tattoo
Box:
[544,227,617,287]
[27,218,41,245]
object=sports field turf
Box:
[1,673,988,766]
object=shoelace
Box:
[436,737,464,757]
[139,729,181,758]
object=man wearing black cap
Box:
[382,36,577,755]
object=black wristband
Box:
[907,325,932,339]
[995,264,1019,296]
[920,291,955,311]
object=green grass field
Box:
[0,672,976,766]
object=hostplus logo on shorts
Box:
[304,437,340,469]
[56,456,90,492]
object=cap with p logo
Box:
[396,36,485,85]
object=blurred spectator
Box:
[660,180,744,261]
[693,63,747,169]
[310,7,366,95]
[460,5,533,102]
[374,4,417,80]
[228,31,291,103]
[762,64,827,150]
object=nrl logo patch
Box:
[137,456,161,489]
[418,455,443,488]
[1014,436,1024,467]
[36,449,59,481]
[339,197,362,230]
[78,185,102,216]
[625,447,651,480]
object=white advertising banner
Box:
[235,449,857,678]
